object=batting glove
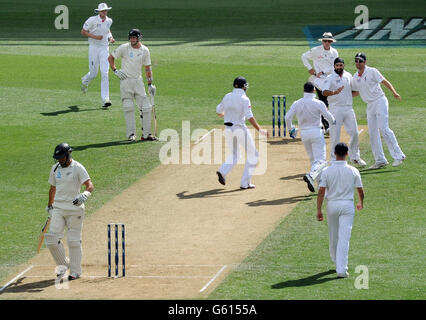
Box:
[45,205,53,218]
[289,127,298,139]
[73,191,91,206]
[114,69,127,80]
[148,84,156,96]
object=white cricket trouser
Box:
[366,96,405,162]
[329,106,361,161]
[120,78,151,138]
[300,127,326,179]
[218,125,259,188]
[326,200,355,274]
[45,208,84,275]
[81,44,110,103]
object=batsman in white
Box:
[285,82,336,193]
[216,76,269,189]
[317,142,364,278]
[80,3,115,109]
[108,28,157,142]
[322,57,366,167]
[351,53,406,169]
[301,32,339,135]
[45,143,94,281]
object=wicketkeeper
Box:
[108,28,157,142]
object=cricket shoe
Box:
[240,184,255,190]
[337,272,349,278]
[128,134,136,142]
[141,134,157,141]
[216,171,226,186]
[303,174,315,192]
[81,84,88,94]
[56,264,69,279]
[68,272,81,281]
[392,156,405,167]
[368,161,388,169]
[102,98,112,109]
[351,158,367,167]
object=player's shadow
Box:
[40,105,100,116]
[359,169,399,175]
[72,140,139,151]
[271,269,337,289]
[246,195,312,207]
[0,277,55,294]
[267,138,301,145]
[280,173,305,181]
[177,188,243,199]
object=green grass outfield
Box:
[0,0,425,299]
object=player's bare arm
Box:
[356,187,364,211]
[48,185,56,207]
[80,29,103,40]
[216,112,224,118]
[381,79,401,100]
[83,179,94,193]
[108,31,115,43]
[108,54,116,71]
[323,86,344,96]
[316,187,326,221]
[145,65,153,85]
[248,117,269,137]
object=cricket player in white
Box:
[285,82,336,192]
[108,28,157,141]
[45,143,94,281]
[322,57,366,167]
[216,77,269,189]
[317,142,364,278]
[351,53,405,168]
[301,32,339,134]
[80,3,114,109]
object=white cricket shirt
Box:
[322,71,354,108]
[111,43,151,79]
[351,66,385,103]
[216,88,254,126]
[285,93,335,130]
[82,15,113,46]
[49,160,90,210]
[301,45,339,75]
[319,161,363,201]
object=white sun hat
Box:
[95,3,112,12]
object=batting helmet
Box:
[53,143,72,160]
[233,76,248,89]
[128,29,143,41]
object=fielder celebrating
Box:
[216,76,269,189]
[317,142,364,278]
[80,3,114,109]
[322,57,366,167]
[285,82,336,192]
[351,53,406,168]
[108,28,157,142]
[301,32,339,135]
[45,143,94,281]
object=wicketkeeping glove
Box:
[114,69,127,80]
[148,84,156,96]
[289,127,298,139]
[73,191,91,206]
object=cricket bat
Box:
[37,217,51,253]
[150,94,158,138]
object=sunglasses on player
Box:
[355,59,365,63]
